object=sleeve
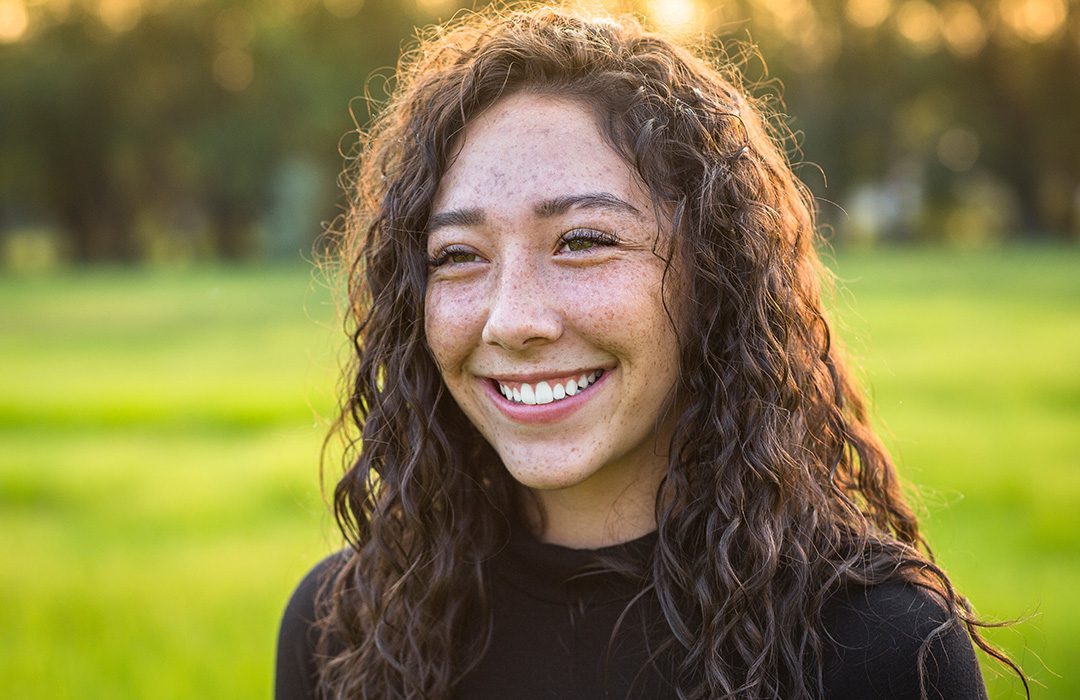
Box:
[820,580,988,700]
[275,552,348,700]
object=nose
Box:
[481,259,563,351]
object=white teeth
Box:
[497,369,605,405]
[534,381,553,404]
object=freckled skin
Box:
[424,93,682,547]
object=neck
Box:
[522,454,667,549]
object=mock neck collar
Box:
[492,519,658,604]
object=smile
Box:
[494,370,604,405]
[480,368,612,424]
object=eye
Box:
[428,245,482,268]
[558,228,619,254]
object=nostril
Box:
[481,307,564,350]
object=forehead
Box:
[430,92,651,217]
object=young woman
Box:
[276,7,1025,699]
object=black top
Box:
[276,526,987,699]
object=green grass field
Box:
[2,247,1076,698]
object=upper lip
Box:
[482,366,613,383]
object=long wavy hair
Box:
[317,6,1025,699]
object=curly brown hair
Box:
[318,5,1026,699]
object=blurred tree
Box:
[1,0,1077,264]
[1,13,140,261]
[0,0,423,262]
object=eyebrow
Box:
[535,192,643,219]
[426,208,485,232]
[426,192,643,233]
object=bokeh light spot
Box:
[895,0,941,53]
[214,8,255,49]
[1000,0,1067,43]
[0,0,30,43]
[97,0,143,33]
[415,0,455,15]
[938,127,980,172]
[845,0,892,29]
[213,48,254,92]
[324,0,364,18]
[941,2,987,57]
[647,0,699,35]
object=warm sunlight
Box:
[1000,0,1068,43]
[845,0,892,29]
[894,0,942,52]
[646,0,699,35]
[0,0,29,43]
[940,2,987,56]
[97,0,141,32]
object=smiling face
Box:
[423,92,683,540]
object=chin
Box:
[500,456,598,492]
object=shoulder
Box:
[275,551,350,700]
[819,579,988,699]
[280,550,348,630]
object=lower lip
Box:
[482,370,612,424]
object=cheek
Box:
[424,284,486,369]
[561,264,675,361]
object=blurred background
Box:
[1,0,1076,697]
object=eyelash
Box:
[558,228,619,253]
[426,228,619,268]
[426,244,477,268]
